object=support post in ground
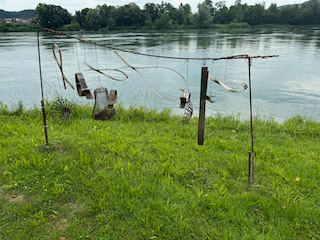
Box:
[41,100,49,145]
[248,57,255,184]
[38,30,49,146]
[198,67,208,145]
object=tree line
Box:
[1,0,320,32]
[0,9,36,19]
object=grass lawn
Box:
[1,101,320,239]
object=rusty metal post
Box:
[41,100,49,145]
[38,30,49,145]
[248,58,254,153]
[198,67,208,145]
[251,152,255,183]
[248,151,251,186]
[248,57,254,184]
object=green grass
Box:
[1,101,320,239]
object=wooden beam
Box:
[198,67,208,145]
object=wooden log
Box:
[75,73,93,99]
[198,67,208,145]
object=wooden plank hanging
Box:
[75,73,93,99]
[198,67,208,145]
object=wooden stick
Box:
[198,67,208,145]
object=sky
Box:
[1,0,305,14]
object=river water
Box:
[1,27,320,122]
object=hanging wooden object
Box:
[92,87,115,120]
[179,92,191,109]
[206,95,215,103]
[75,73,93,99]
[108,90,117,106]
[52,44,75,90]
[51,99,76,125]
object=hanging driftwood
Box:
[208,73,248,93]
[92,87,115,120]
[75,73,93,99]
[108,90,117,105]
[52,44,75,90]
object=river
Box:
[1,27,320,122]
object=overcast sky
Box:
[1,0,304,14]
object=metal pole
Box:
[198,67,208,145]
[248,58,253,153]
[37,30,49,145]
[248,151,251,186]
[248,58,255,184]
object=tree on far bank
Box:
[35,3,71,28]
[75,8,89,28]
[85,8,101,30]
[195,2,213,28]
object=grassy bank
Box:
[1,101,320,239]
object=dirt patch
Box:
[54,218,69,233]
[0,187,25,203]
[7,194,25,202]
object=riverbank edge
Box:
[2,23,320,33]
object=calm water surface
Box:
[1,27,320,122]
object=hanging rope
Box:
[94,45,102,87]
[50,36,63,96]
[74,39,81,73]
[52,44,75,89]
[186,59,189,92]
[224,60,228,80]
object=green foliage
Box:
[60,22,80,31]
[85,8,101,30]
[75,8,89,28]
[0,20,8,32]
[4,0,320,32]
[229,22,250,28]
[195,2,213,28]
[154,13,173,29]
[1,102,320,239]
[35,3,72,29]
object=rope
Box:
[52,44,75,89]
[224,60,228,80]
[75,39,81,73]
[42,28,279,61]
[95,45,101,87]
[51,36,63,96]
[186,59,189,92]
